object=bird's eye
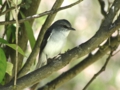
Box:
[62,25,68,28]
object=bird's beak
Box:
[68,27,75,31]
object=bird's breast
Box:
[43,29,70,58]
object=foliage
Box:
[0,48,6,83]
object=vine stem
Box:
[12,0,19,86]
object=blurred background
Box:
[1,0,120,90]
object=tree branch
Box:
[0,1,7,14]
[0,0,83,25]
[0,3,24,16]
[82,51,114,90]
[38,35,120,90]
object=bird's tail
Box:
[36,52,47,69]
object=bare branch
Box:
[83,36,119,90]
[82,51,113,90]
[0,1,7,13]
[13,0,20,86]
[0,3,25,16]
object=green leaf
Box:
[0,48,7,83]
[0,38,25,56]
[0,0,2,5]
[6,24,16,43]
[6,62,13,76]
[20,12,35,49]
[6,44,25,56]
[0,38,8,44]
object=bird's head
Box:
[52,19,75,31]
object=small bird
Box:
[37,19,75,68]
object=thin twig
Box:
[0,3,24,16]
[82,51,113,90]
[0,0,7,13]
[15,6,19,87]
[9,0,20,86]
[0,0,83,25]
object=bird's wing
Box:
[36,26,53,69]
[40,26,53,52]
